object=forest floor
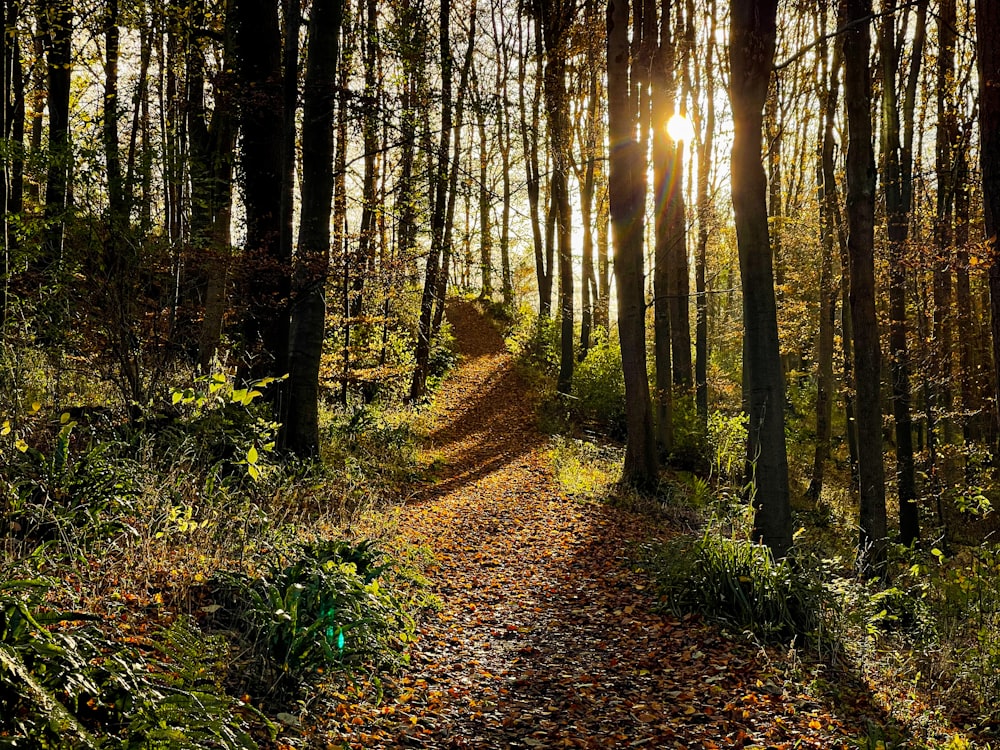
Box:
[311,301,903,749]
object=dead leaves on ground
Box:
[304,302,869,749]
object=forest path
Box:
[320,300,867,749]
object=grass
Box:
[0,348,446,747]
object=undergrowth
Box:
[0,335,452,746]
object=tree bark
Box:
[978,0,1000,456]
[844,0,887,574]
[235,0,288,379]
[411,0,452,401]
[539,2,576,396]
[41,0,72,276]
[284,0,343,457]
[652,0,676,454]
[608,0,657,488]
[693,0,716,427]
[880,0,923,546]
[729,0,791,558]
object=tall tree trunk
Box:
[539,2,575,396]
[1,0,25,328]
[693,0,716,427]
[186,0,236,369]
[978,0,1000,455]
[41,0,72,276]
[333,4,354,405]
[652,0,676,454]
[608,0,657,488]
[844,0,887,574]
[284,0,343,457]
[432,5,476,341]
[808,0,838,502]
[955,146,975,447]
[880,0,924,546]
[933,0,957,450]
[410,0,452,401]
[235,0,288,379]
[519,16,550,317]
[476,83,493,300]
[729,0,791,558]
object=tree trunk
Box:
[410,0,452,401]
[880,0,924,546]
[729,0,791,558]
[519,17,550,318]
[844,0,887,574]
[608,0,657,488]
[808,0,839,502]
[235,0,288,379]
[284,0,343,457]
[42,0,72,276]
[978,0,1000,456]
[539,2,575,396]
[652,0,676,454]
[693,0,716,427]
[933,0,957,448]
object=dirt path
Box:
[320,301,870,749]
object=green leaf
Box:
[247,445,259,465]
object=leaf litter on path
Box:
[310,301,880,749]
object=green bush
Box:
[571,330,626,435]
[0,579,260,749]
[209,539,413,697]
[506,310,560,377]
[707,410,749,485]
[147,372,281,485]
[643,534,820,641]
[1,416,143,551]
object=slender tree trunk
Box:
[539,3,575,395]
[432,5,476,341]
[808,0,838,502]
[608,0,657,488]
[235,0,288,378]
[476,86,493,300]
[693,0,716,426]
[844,0,887,574]
[978,1,1000,455]
[652,0,675,454]
[334,6,354,405]
[519,16,550,317]
[41,0,72,276]
[284,0,343,457]
[880,0,924,545]
[729,0,791,558]
[933,0,957,448]
[411,0,452,401]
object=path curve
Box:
[320,300,864,749]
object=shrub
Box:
[1,415,143,552]
[0,578,260,749]
[506,309,560,378]
[208,539,413,698]
[571,330,626,435]
[707,410,749,485]
[643,534,821,641]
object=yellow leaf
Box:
[1,420,10,436]
[15,438,28,453]
[60,412,71,424]
[30,402,41,413]
[247,445,259,465]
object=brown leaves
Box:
[305,302,871,749]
